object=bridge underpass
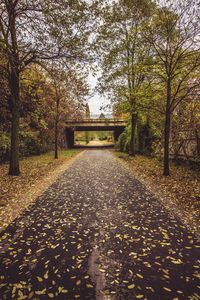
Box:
[65,119,127,148]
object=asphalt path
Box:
[0,150,199,300]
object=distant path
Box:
[75,140,114,147]
[0,150,199,299]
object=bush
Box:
[116,126,131,152]
[19,130,49,157]
[138,123,155,155]
[116,121,156,155]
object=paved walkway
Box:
[0,150,199,299]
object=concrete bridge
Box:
[65,119,127,148]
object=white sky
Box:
[87,73,111,116]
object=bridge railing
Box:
[66,118,127,124]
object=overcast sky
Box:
[87,73,111,117]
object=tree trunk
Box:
[195,129,200,156]
[163,78,171,176]
[85,131,89,144]
[163,111,171,176]
[54,94,60,159]
[129,112,137,156]
[7,3,21,176]
[54,119,58,159]
[9,68,20,176]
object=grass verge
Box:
[0,149,81,230]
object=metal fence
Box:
[170,136,200,160]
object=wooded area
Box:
[0,0,91,175]
[0,0,199,176]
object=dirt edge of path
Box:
[112,152,200,239]
[0,151,84,232]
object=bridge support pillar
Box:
[114,128,124,142]
[66,129,74,148]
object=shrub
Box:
[19,130,50,157]
[116,126,131,152]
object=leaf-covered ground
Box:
[0,150,199,299]
[115,152,200,236]
[0,150,81,230]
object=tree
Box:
[46,65,89,158]
[144,0,200,175]
[0,0,91,175]
[99,112,105,119]
[95,0,154,156]
[50,69,69,159]
[85,103,90,144]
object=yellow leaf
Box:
[48,293,54,298]
[18,290,24,298]
[128,284,135,289]
[36,277,43,282]
[76,280,81,286]
[28,291,34,299]
[86,284,93,288]
[163,287,172,292]
[14,284,23,289]
[136,295,144,299]
[171,260,182,265]
[35,289,46,295]
[129,252,137,256]
[44,271,49,279]
[99,269,105,273]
